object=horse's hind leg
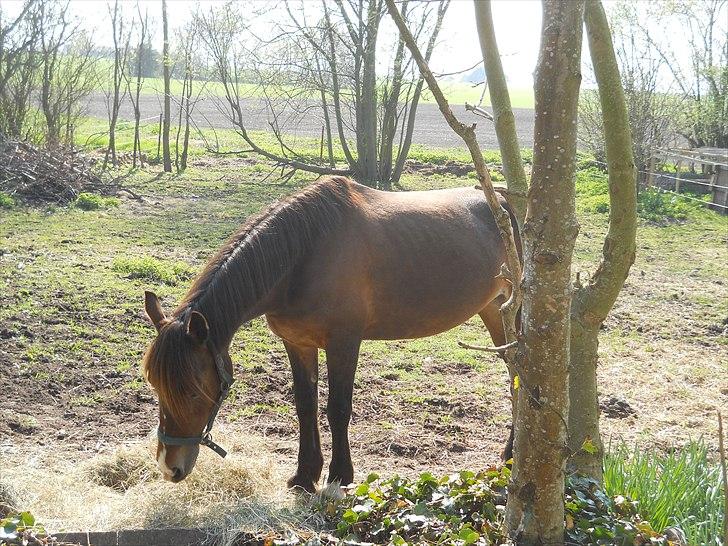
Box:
[479,299,515,461]
[283,340,323,493]
[324,337,361,486]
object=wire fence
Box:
[587,158,728,211]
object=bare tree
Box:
[128,3,150,168]
[38,1,97,147]
[578,2,681,174]
[161,0,172,172]
[0,1,41,139]
[625,0,727,148]
[174,20,202,173]
[503,3,584,542]
[104,0,132,168]
[388,0,585,542]
[195,0,449,188]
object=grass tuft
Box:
[0,191,15,209]
[112,256,195,285]
[604,440,724,545]
[74,192,120,211]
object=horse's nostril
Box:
[171,467,183,481]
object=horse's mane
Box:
[143,176,356,419]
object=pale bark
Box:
[356,0,380,186]
[473,0,528,225]
[130,5,148,169]
[161,0,172,173]
[568,0,637,481]
[104,0,130,169]
[504,1,584,544]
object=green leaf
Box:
[513,374,520,390]
[354,483,369,496]
[342,509,359,524]
[581,437,598,455]
[19,511,35,528]
[459,526,480,544]
[365,472,379,484]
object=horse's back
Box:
[267,182,512,343]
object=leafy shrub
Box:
[324,467,672,545]
[0,192,14,209]
[74,192,120,211]
[0,511,46,545]
[605,441,724,546]
[576,168,611,213]
[112,256,194,285]
[581,194,611,214]
[637,187,705,223]
[575,167,708,222]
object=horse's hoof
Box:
[287,474,317,494]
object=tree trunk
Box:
[474,0,528,225]
[390,1,449,187]
[105,2,122,169]
[504,2,584,544]
[161,0,172,173]
[357,0,380,187]
[568,0,637,482]
[132,7,147,169]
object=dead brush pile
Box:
[0,137,116,205]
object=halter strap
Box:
[157,341,234,458]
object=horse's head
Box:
[142,291,225,482]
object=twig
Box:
[718,411,728,546]
[457,340,518,352]
[465,102,494,121]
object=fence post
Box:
[675,161,682,193]
[646,148,656,187]
[156,113,162,162]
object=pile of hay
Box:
[1,430,329,544]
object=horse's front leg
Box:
[325,337,361,486]
[283,341,323,493]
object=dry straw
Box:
[1,429,332,543]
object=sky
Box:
[1,0,546,88]
[1,0,714,91]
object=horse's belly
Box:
[363,263,505,340]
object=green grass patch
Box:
[112,256,195,286]
[637,187,709,223]
[605,440,724,545]
[575,167,712,222]
[74,193,120,211]
[0,191,15,209]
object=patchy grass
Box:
[0,191,14,209]
[112,256,194,286]
[74,192,120,211]
[575,166,713,222]
[0,151,726,536]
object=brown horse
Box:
[142,176,519,493]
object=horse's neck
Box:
[196,295,271,352]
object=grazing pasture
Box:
[0,152,725,534]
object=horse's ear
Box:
[144,290,166,332]
[185,311,209,345]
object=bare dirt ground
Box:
[82,92,535,150]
